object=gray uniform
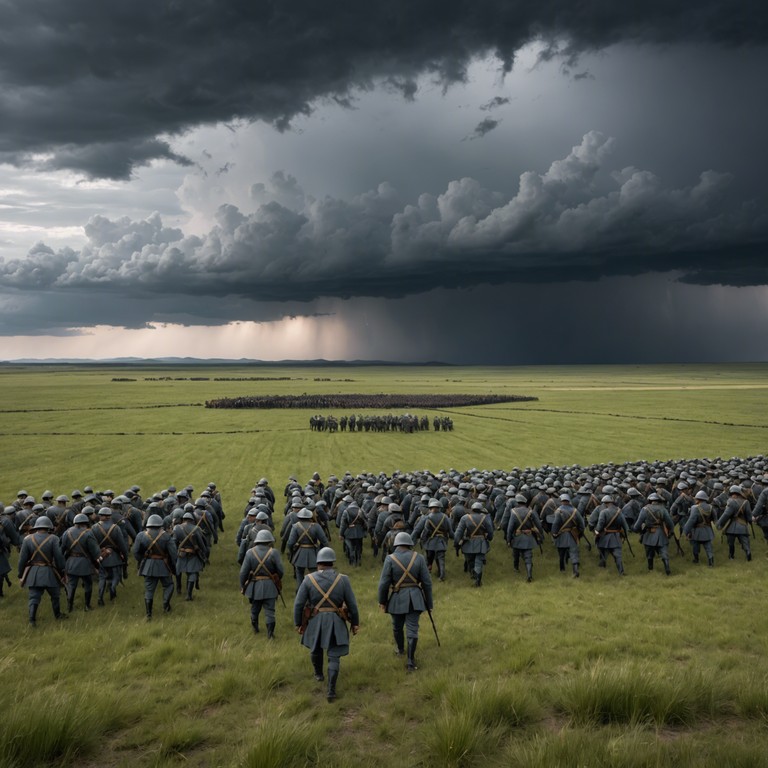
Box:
[293,567,360,696]
[18,531,67,623]
[133,528,178,615]
[173,521,208,598]
[683,503,715,565]
[551,503,586,576]
[378,547,433,669]
[717,496,753,561]
[0,512,21,593]
[339,504,367,566]
[60,523,100,610]
[633,503,675,574]
[92,518,129,604]
[412,511,454,581]
[287,521,329,589]
[454,510,494,586]
[506,505,544,581]
[240,544,285,635]
[594,504,630,575]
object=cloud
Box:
[1,1,767,177]
[0,130,766,335]
[468,117,501,139]
[480,96,510,111]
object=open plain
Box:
[1,363,767,768]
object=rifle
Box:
[622,532,635,557]
[271,572,287,608]
[670,529,685,556]
[4,574,11,588]
[418,586,441,647]
[581,531,593,552]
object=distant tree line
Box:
[204,393,537,409]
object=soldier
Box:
[683,490,716,566]
[454,502,494,587]
[240,529,285,637]
[173,511,208,600]
[377,532,433,672]
[294,547,360,702]
[60,512,101,611]
[287,508,329,591]
[92,506,129,605]
[506,494,545,583]
[412,498,454,581]
[551,493,585,578]
[633,493,676,575]
[338,502,367,566]
[717,485,753,561]
[593,495,630,576]
[0,503,22,598]
[753,477,768,543]
[17,516,67,626]
[133,514,178,620]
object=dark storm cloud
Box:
[469,117,501,138]
[480,96,510,111]
[1,131,766,334]
[1,0,767,178]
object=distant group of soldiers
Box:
[308,414,454,433]
[0,483,225,625]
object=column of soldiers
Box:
[0,482,225,625]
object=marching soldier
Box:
[0,503,22,598]
[717,485,753,561]
[412,498,454,581]
[338,502,367,566]
[133,514,178,619]
[683,490,716,566]
[60,512,101,611]
[287,508,328,591]
[173,511,208,600]
[633,493,676,575]
[17,516,67,626]
[454,502,494,587]
[294,547,360,702]
[506,494,544,582]
[240,529,284,637]
[593,495,630,576]
[92,506,129,605]
[378,532,433,672]
[551,493,586,578]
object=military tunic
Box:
[61,523,100,609]
[454,510,494,585]
[683,502,715,564]
[412,511,454,580]
[133,528,178,609]
[551,503,585,576]
[240,544,284,632]
[91,518,129,603]
[717,496,753,560]
[633,503,675,573]
[594,504,630,575]
[287,521,328,589]
[17,531,67,621]
[506,505,544,580]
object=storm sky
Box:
[1,1,767,363]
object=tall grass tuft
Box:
[441,678,540,728]
[422,707,489,768]
[0,685,133,767]
[237,719,322,768]
[554,661,724,727]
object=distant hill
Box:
[0,357,450,366]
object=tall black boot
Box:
[525,563,533,583]
[513,552,520,572]
[251,609,260,633]
[29,603,38,627]
[393,627,405,656]
[663,559,671,576]
[311,651,324,681]
[0,579,4,598]
[266,622,275,639]
[84,591,92,611]
[707,556,714,568]
[67,591,75,613]
[572,563,579,579]
[145,599,153,620]
[163,599,172,613]
[176,574,182,594]
[647,557,654,571]
[407,638,418,672]
[728,545,735,559]
[52,595,68,620]
[559,550,566,572]
[97,584,105,606]
[186,580,194,601]
[327,670,338,702]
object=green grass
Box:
[1,363,768,767]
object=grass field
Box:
[0,363,767,768]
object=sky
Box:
[1,1,767,363]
